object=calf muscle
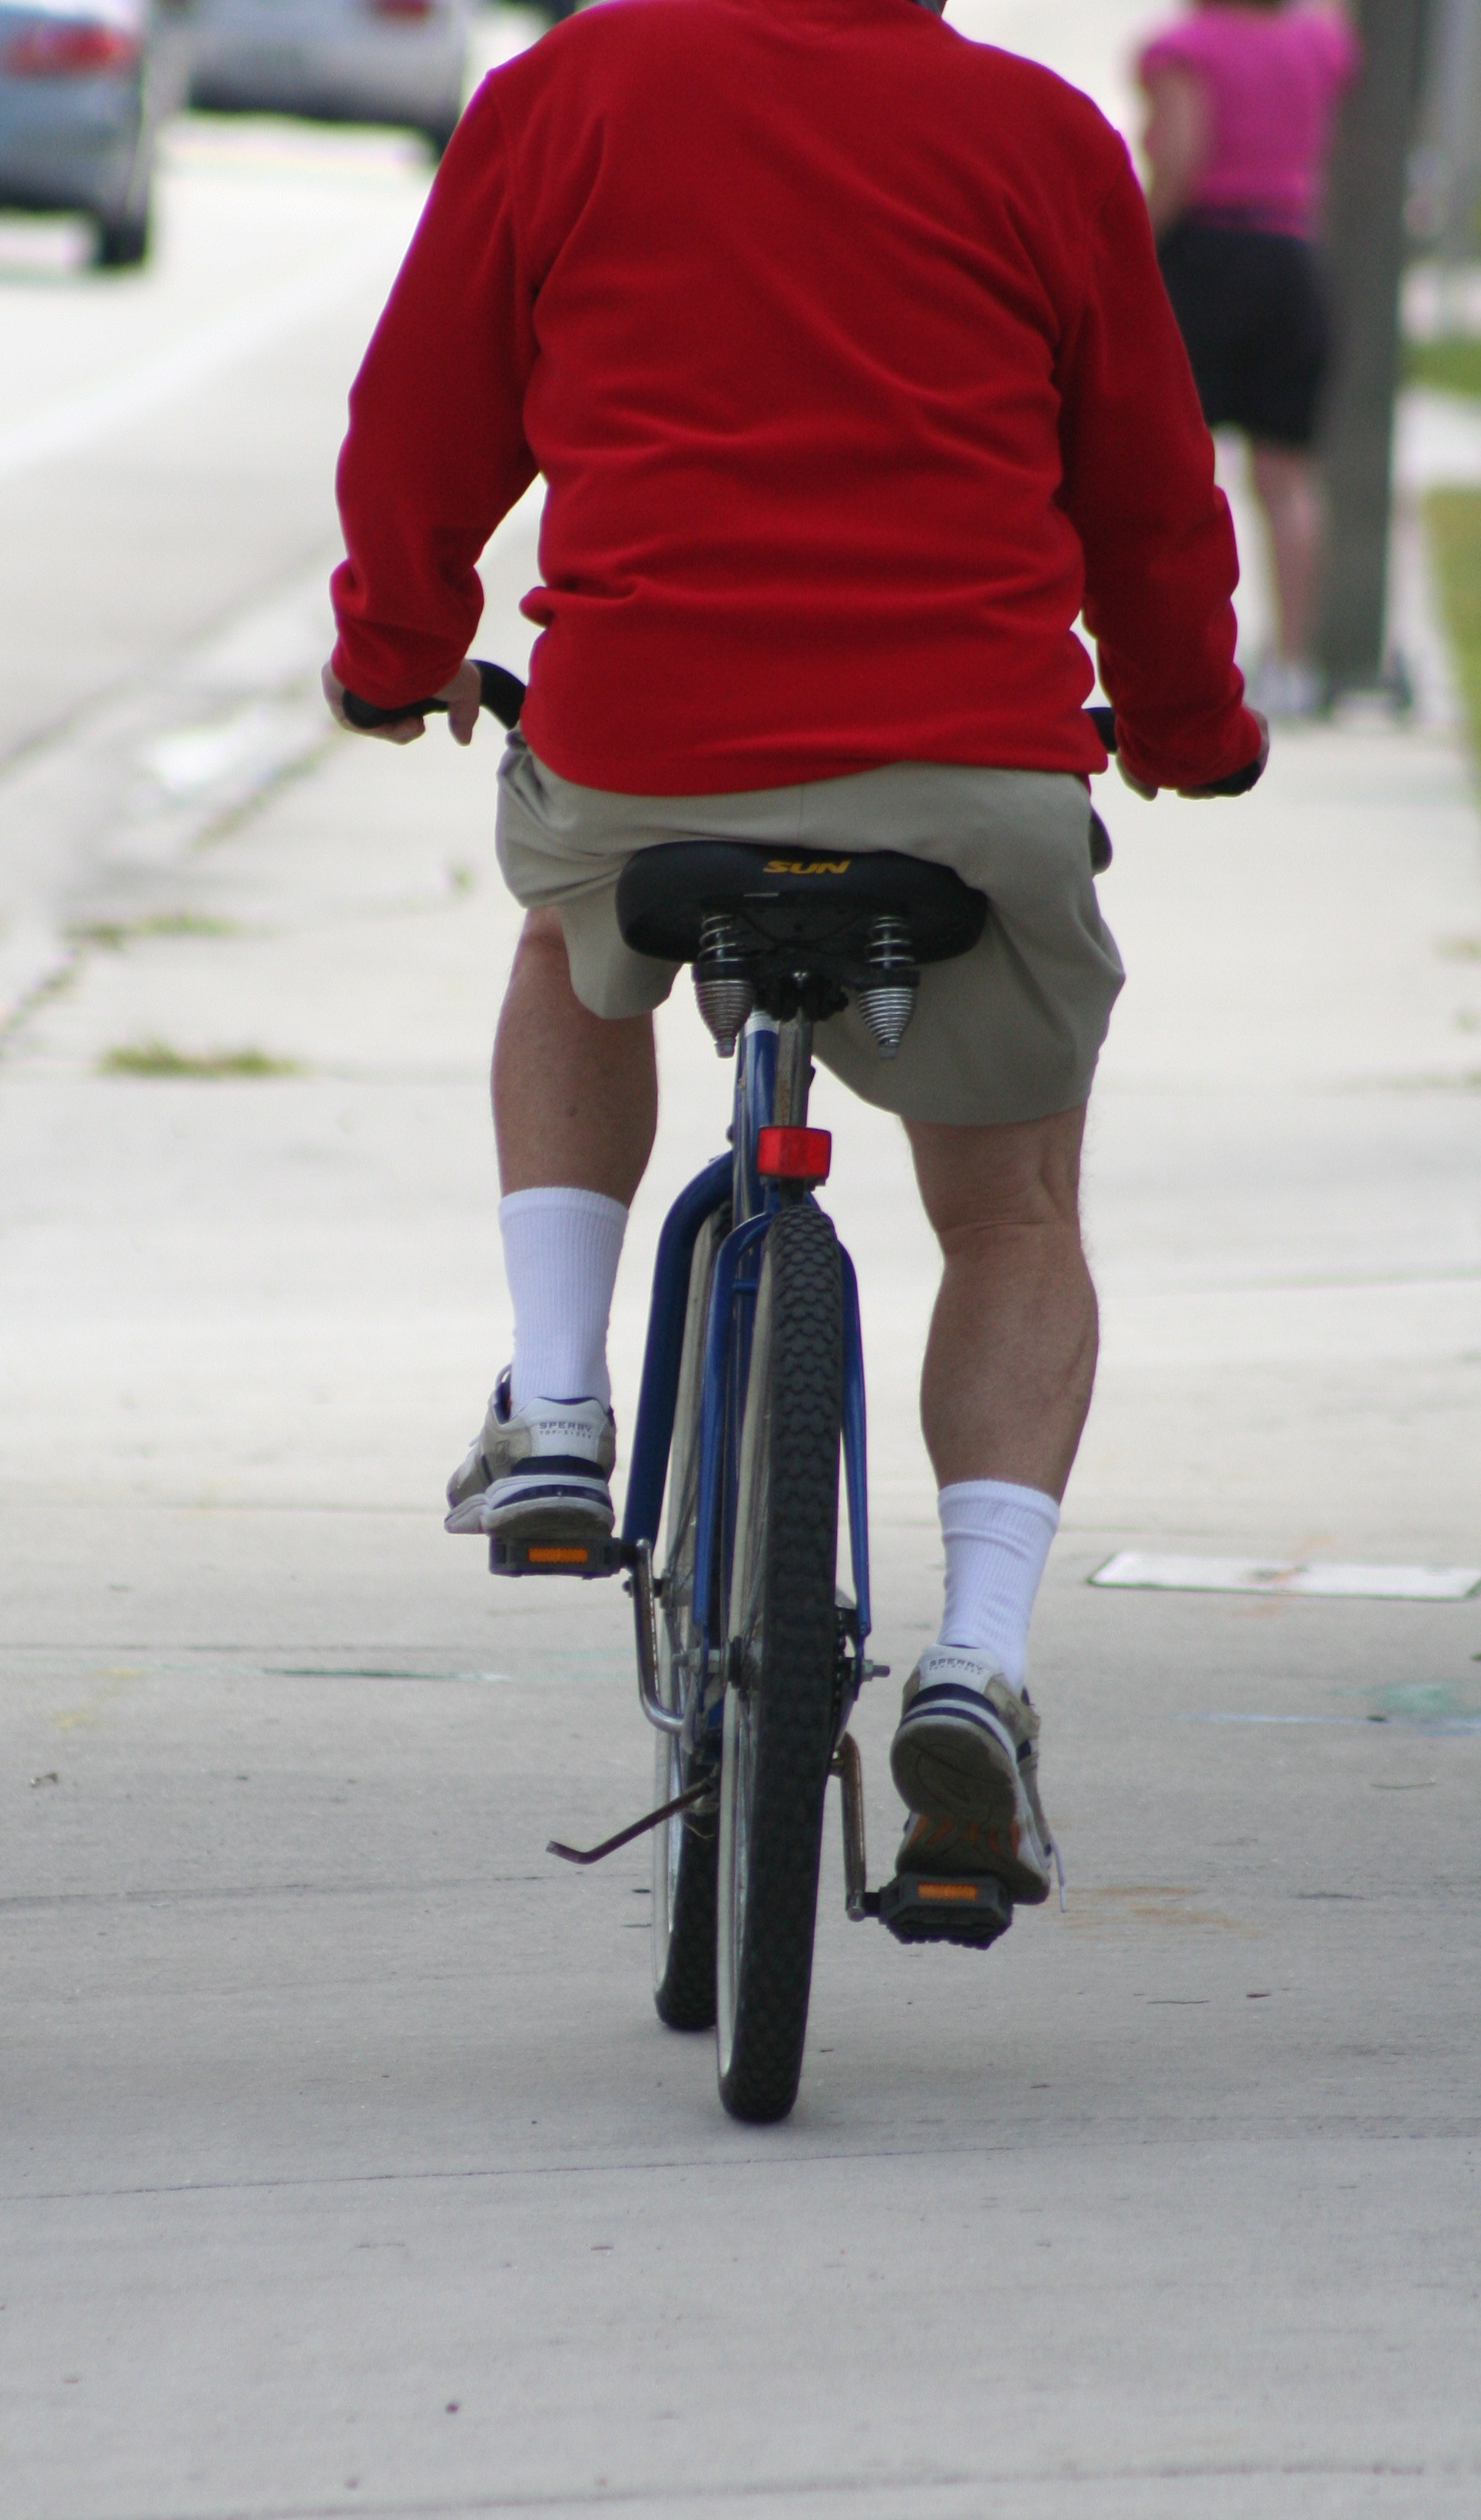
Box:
[494,910,658,1203]
[906,1105,1098,1499]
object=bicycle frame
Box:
[620,1009,871,1744]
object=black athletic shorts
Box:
[1157,218,1331,451]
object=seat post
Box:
[773,1016,814,1128]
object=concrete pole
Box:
[1317,0,1426,694]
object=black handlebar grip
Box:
[339,658,527,733]
[1083,703,1262,796]
[1189,750,1265,798]
[339,685,441,730]
[476,660,527,726]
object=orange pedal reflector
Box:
[527,1544,590,1564]
[914,1881,983,1902]
[756,1125,831,1184]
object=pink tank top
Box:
[1139,5,1359,239]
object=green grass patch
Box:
[69,912,241,951]
[1403,335,1481,396]
[1426,489,1481,760]
[99,1041,299,1079]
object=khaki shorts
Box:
[495,735,1124,1128]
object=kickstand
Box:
[547,1780,715,1868]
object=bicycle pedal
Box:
[488,1534,628,1579]
[878,1871,1013,1951]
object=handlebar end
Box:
[339,658,527,734]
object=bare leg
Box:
[1249,441,1322,662]
[905,1104,1097,1501]
[493,910,657,1202]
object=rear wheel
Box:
[651,1209,726,2030]
[420,110,461,163]
[94,132,153,269]
[94,203,150,269]
[716,1203,843,2124]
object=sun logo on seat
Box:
[761,857,852,876]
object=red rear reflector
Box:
[756,1125,831,1184]
[2,20,140,72]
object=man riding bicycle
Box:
[324,0,1265,1910]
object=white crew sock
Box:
[500,1187,628,1409]
[937,1478,1061,1692]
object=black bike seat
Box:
[615,841,987,969]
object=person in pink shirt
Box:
[1139,2,1359,715]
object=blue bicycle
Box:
[344,662,1119,2124]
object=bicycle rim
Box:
[716,1203,843,2123]
[652,1210,724,2030]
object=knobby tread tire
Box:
[653,1763,718,2028]
[718,1202,843,2124]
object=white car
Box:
[0,0,190,264]
[188,0,471,158]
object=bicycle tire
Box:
[651,1210,726,2030]
[716,1202,843,2123]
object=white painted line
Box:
[0,242,388,487]
[1090,1552,1481,1602]
[1175,1712,1481,1730]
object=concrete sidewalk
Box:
[4,484,1481,2514]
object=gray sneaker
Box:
[888,1646,1059,1905]
[445,1367,617,1539]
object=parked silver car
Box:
[188,0,471,159]
[0,0,188,263]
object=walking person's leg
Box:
[1249,440,1322,670]
[1241,232,1330,714]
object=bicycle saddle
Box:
[618,841,984,965]
[616,841,989,1047]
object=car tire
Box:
[420,111,461,163]
[94,205,151,269]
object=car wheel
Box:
[420,111,461,163]
[94,204,150,269]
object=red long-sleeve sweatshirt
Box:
[330,0,1261,796]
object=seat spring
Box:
[693,911,755,1055]
[855,914,919,1061]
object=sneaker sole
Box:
[446,1486,615,1541]
[890,1708,1049,1904]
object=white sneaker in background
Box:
[1246,653,1324,722]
